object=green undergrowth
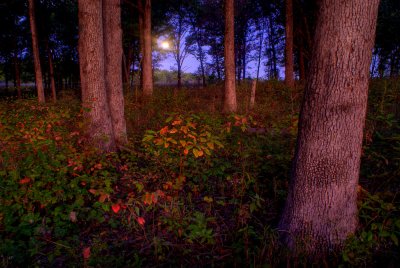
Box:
[0,80,399,266]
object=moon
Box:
[161,41,170,50]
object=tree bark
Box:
[78,0,115,152]
[279,0,380,256]
[285,0,294,88]
[103,0,127,147]
[28,0,45,103]
[141,0,153,97]
[46,42,57,102]
[138,0,144,89]
[223,0,237,113]
[13,54,21,99]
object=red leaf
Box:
[111,203,121,214]
[137,217,145,226]
[82,247,91,260]
[19,177,31,184]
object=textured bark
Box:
[223,0,237,113]
[78,0,115,152]
[279,0,380,256]
[103,0,127,147]
[28,0,45,103]
[141,0,153,97]
[285,0,294,88]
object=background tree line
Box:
[1,0,399,96]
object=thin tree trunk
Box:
[250,23,263,111]
[141,0,153,97]
[242,36,246,80]
[78,0,115,152]
[28,0,45,103]
[5,65,9,92]
[268,16,278,79]
[103,0,127,147]
[279,0,380,256]
[223,0,237,113]
[138,0,144,89]
[285,0,294,88]
[13,54,22,98]
[249,79,256,110]
[194,31,206,87]
[46,43,57,102]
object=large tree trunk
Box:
[78,0,115,152]
[141,0,153,97]
[223,0,237,113]
[103,0,127,147]
[28,0,45,103]
[285,0,294,88]
[279,0,380,256]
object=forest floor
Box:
[0,79,399,267]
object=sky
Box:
[158,52,269,79]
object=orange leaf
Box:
[160,126,169,135]
[172,120,182,125]
[137,217,145,225]
[82,247,91,260]
[111,203,121,214]
[143,192,153,205]
[183,148,189,155]
[169,128,178,134]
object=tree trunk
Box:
[268,16,278,79]
[177,62,182,90]
[141,0,153,97]
[279,0,380,256]
[28,0,45,103]
[285,0,294,88]
[46,43,57,102]
[78,0,115,152]
[13,54,21,99]
[223,0,237,113]
[249,79,256,110]
[138,0,144,89]
[5,65,9,92]
[103,0,127,147]
[195,32,206,87]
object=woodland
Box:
[0,0,399,266]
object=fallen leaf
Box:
[111,203,121,214]
[83,247,91,260]
[137,217,145,225]
[19,177,31,184]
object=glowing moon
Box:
[161,41,170,50]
